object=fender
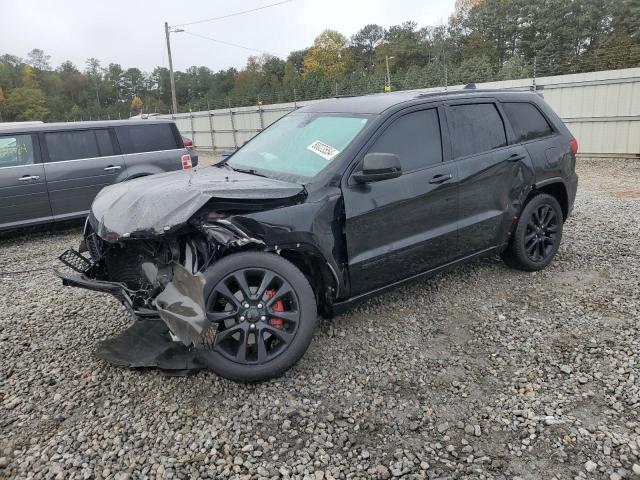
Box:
[535,176,567,189]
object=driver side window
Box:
[369,108,442,173]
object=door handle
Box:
[18,175,40,181]
[429,173,453,184]
[507,153,525,162]
[103,165,122,172]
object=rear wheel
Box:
[199,251,317,382]
[502,193,563,271]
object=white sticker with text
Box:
[307,140,340,161]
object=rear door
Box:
[446,100,534,256]
[501,101,561,173]
[342,105,459,296]
[0,132,51,229]
[115,123,186,177]
[41,128,127,219]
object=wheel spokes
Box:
[206,310,236,323]
[267,282,293,307]
[213,281,241,310]
[255,332,268,363]
[263,324,294,344]
[215,324,244,344]
[269,309,299,323]
[232,271,252,302]
[206,266,300,365]
[256,271,276,300]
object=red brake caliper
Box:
[264,289,284,329]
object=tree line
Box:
[1,0,638,122]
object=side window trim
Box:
[493,101,518,145]
[443,100,510,160]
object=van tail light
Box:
[569,138,578,155]
[183,138,193,148]
[181,154,193,170]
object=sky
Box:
[0,0,456,73]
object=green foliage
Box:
[0,0,638,120]
[4,87,49,120]
[303,30,351,80]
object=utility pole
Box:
[165,22,179,115]
[385,55,393,92]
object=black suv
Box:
[58,89,578,382]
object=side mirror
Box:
[353,153,402,183]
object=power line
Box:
[181,30,284,58]
[172,0,293,28]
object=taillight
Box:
[183,138,193,148]
[569,138,578,155]
[181,154,192,169]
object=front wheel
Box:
[198,251,317,382]
[502,193,564,271]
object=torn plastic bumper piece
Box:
[154,264,217,349]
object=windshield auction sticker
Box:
[307,140,340,161]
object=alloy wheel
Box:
[524,203,559,262]
[206,268,300,364]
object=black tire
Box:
[198,251,317,382]
[502,193,563,272]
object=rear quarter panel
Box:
[123,149,187,178]
[524,96,578,214]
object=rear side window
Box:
[125,124,178,154]
[95,129,116,156]
[0,134,35,168]
[448,103,506,158]
[370,109,442,172]
[45,130,100,162]
[502,102,553,142]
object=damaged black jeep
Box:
[57,89,578,381]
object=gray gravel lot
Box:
[1,158,639,480]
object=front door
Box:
[0,133,52,229]
[41,128,127,219]
[342,106,459,296]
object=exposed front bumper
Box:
[54,267,159,319]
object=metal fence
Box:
[159,67,640,158]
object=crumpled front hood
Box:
[91,166,305,238]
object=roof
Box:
[299,88,540,114]
[0,119,175,134]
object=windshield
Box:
[226,112,370,182]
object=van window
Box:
[125,124,178,154]
[45,129,117,162]
[502,102,553,142]
[0,134,35,168]
[45,130,100,162]
[95,129,116,156]
[448,103,506,158]
[369,109,442,172]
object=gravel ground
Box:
[1,158,639,480]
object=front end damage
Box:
[57,214,266,349]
